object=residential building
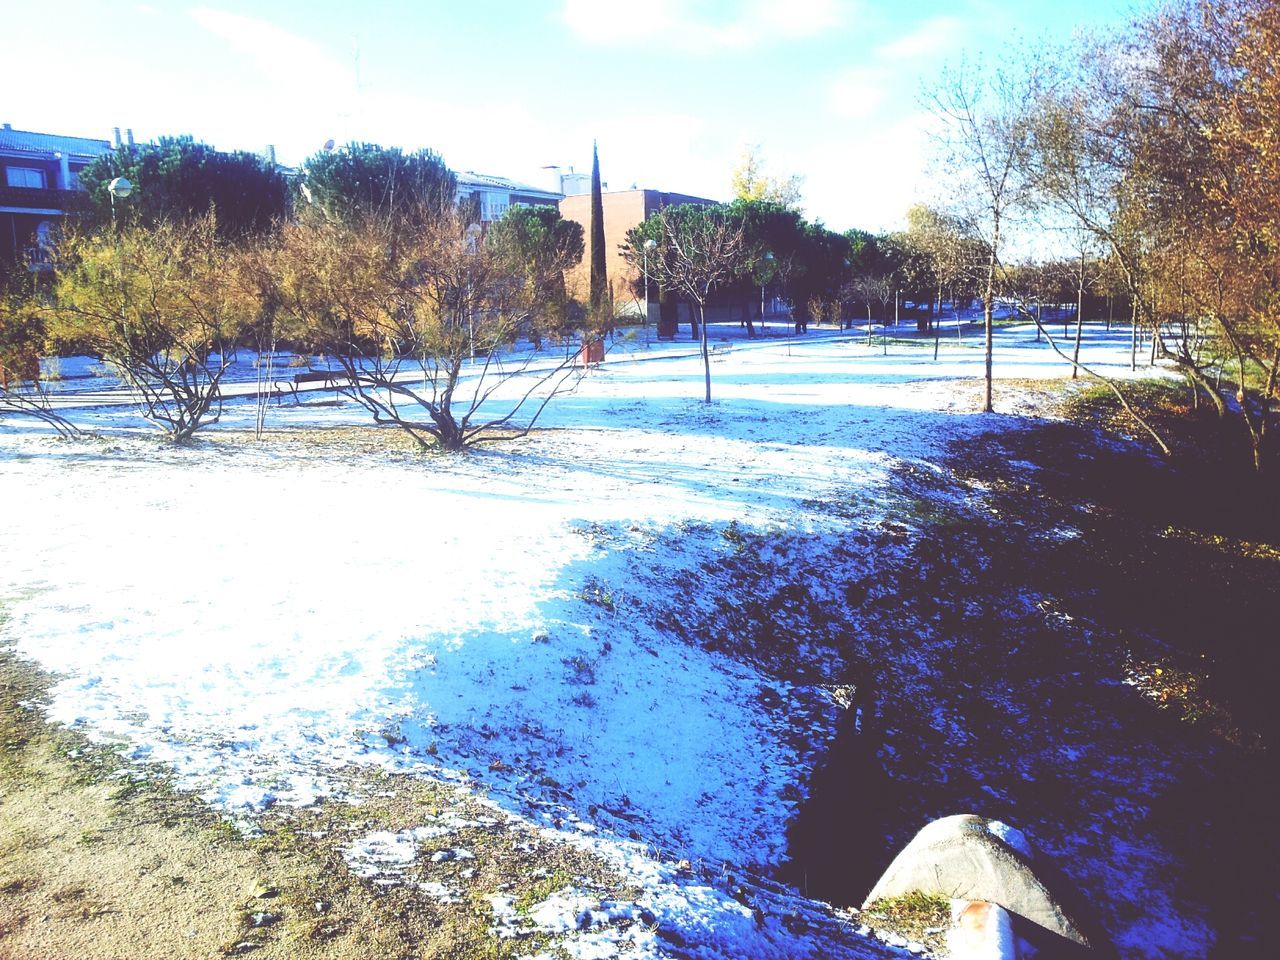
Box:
[454,171,562,225]
[0,123,115,273]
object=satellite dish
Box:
[108,177,133,198]
[323,139,336,151]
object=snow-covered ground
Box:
[1,322,1185,958]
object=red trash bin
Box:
[578,339,605,366]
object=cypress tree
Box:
[589,140,607,314]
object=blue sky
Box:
[10,0,1143,232]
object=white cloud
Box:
[800,110,937,231]
[561,0,848,51]
[186,7,382,160]
[189,7,353,93]
[827,67,886,119]
[561,0,671,47]
[821,15,964,130]
[877,16,965,62]
[570,113,717,195]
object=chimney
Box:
[267,144,277,164]
[2,123,11,131]
[126,128,135,147]
[539,164,562,194]
[113,127,122,148]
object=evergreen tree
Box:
[299,143,455,228]
[78,136,288,238]
[588,141,608,315]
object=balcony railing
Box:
[0,185,82,211]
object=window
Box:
[5,166,48,189]
[480,190,509,221]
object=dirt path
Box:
[0,653,622,960]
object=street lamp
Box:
[643,238,656,338]
[465,223,483,361]
[107,176,133,225]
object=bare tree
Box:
[264,208,588,451]
[0,291,81,438]
[929,57,1041,412]
[622,204,749,403]
[1039,230,1106,378]
[851,273,893,344]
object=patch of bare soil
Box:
[203,424,542,461]
[0,651,623,960]
[204,425,432,460]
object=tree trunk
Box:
[658,289,677,339]
[1180,361,1226,419]
[1072,252,1085,380]
[698,299,711,404]
[438,420,465,451]
[1238,349,1264,473]
[1130,297,1138,372]
[983,219,998,414]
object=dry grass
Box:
[861,892,949,952]
[0,650,623,960]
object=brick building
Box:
[559,189,717,324]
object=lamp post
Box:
[643,238,656,340]
[107,176,133,226]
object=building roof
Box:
[456,170,562,200]
[637,188,719,205]
[0,125,112,160]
